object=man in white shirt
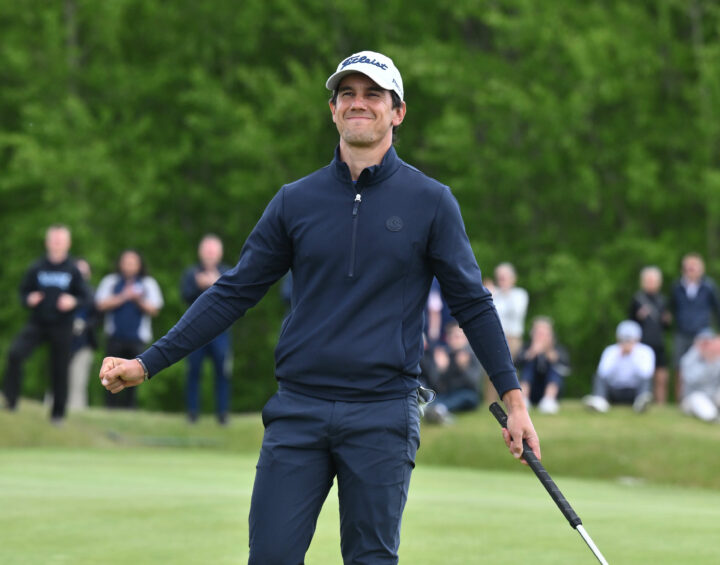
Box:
[489,262,529,403]
[583,320,655,413]
[492,263,529,356]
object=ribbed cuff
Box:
[138,345,170,379]
[490,370,521,399]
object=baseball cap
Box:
[326,51,404,101]
[616,320,642,342]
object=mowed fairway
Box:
[1,448,719,564]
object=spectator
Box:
[66,258,99,411]
[516,316,570,414]
[679,329,720,422]
[670,253,720,398]
[583,320,655,413]
[181,235,232,425]
[629,266,672,404]
[424,321,482,423]
[2,225,91,424]
[492,263,529,357]
[96,249,163,409]
[489,262,529,404]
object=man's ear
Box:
[392,101,407,127]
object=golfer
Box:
[100,50,540,565]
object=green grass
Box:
[4,398,720,488]
[1,448,720,564]
[2,399,720,564]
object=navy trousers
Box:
[186,331,231,420]
[248,387,421,565]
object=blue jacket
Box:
[141,147,519,400]
[670,277,720,335]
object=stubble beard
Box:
[341,128,378,147]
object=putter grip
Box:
[489,402,582,529]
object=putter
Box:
[489,402,609,565]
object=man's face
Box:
[199,237,223,267]
[531,321,553,346]
[329,73,405,148]
[682,257,704,282]
[45,227,71,259]
[495,266,515,290]
[641,270,661,293]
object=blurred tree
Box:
[1,0,719,408]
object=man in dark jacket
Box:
[670,253,720,398]
[629,266,671,404]
[181,234,232,424]
[99,50,540,564]
[3,225,91,423]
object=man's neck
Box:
[46,253,68,264]
[339,137,392,181]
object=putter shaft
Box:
[489,402,610,564]
[577,525,609,565]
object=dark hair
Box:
[115,248,147,278]
[330,88,403,142]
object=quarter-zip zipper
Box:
[348,192,362,277]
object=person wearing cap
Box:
[97,50,539,564]
[583,320,656,413]
[679,329,720,422]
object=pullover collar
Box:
[330,145,402,186]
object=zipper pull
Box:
[352,193,362,217]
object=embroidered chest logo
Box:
[385,216,404,232]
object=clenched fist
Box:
[99,357,146,394]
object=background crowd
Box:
[3,224,720,424]
[9,224,720,424]
[2,225,231,425]
[419,254,720,424]
[4,224,719,427]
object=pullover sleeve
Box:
[141,188,292,376]
[427,188,519,398]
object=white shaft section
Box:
[577,525,609,565]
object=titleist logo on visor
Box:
[340,55,388,70]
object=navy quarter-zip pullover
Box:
[141,147,520,400]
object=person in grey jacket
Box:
[680,329,720,422]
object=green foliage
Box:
[2,1,720,408]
